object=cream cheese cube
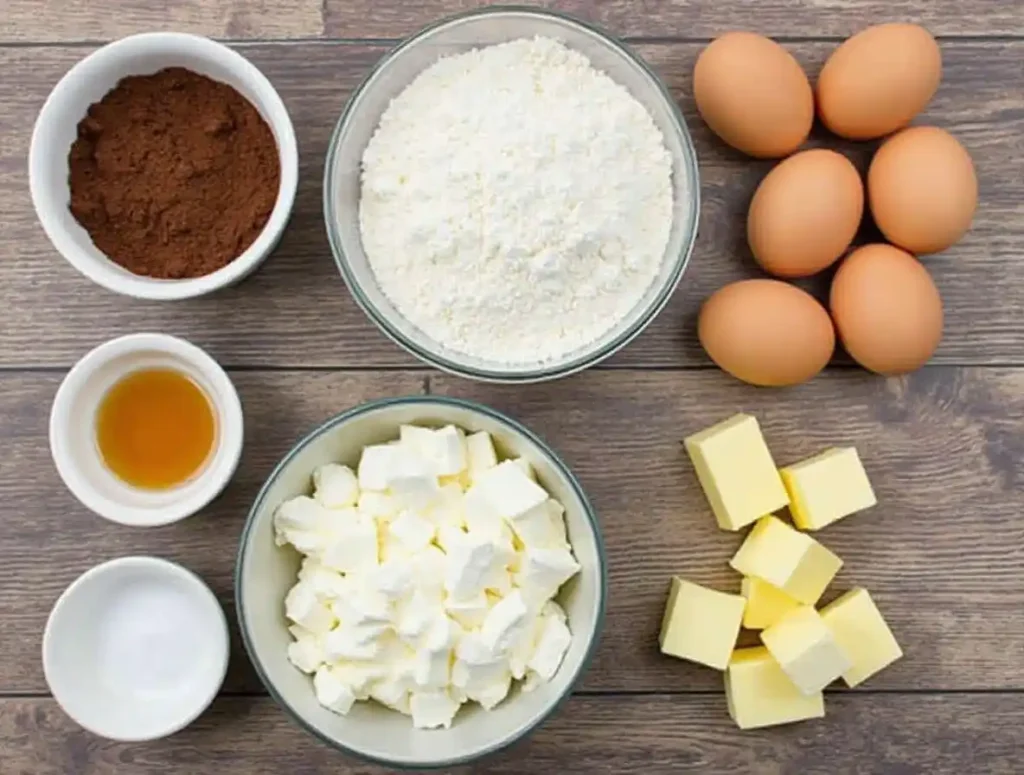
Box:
[357,491,398,520]
[659,577,744,670]
[480,589,529,654]
[297,558,350,600]
[445,591,491,629]
[509,499,569,549]
[313,666,357,715]
[400,424,468,477]
[741,577,800,630]
[466,431,499,479]
[358,444,396,492]
[468,460,548,521]
[396,590,443,644]
[321,516,379,574]
[515,547,581,606]
[313,464,360,509]
[287,625,326,674]
[725,646,825,730]
[425,482,466,529]
[445,533,505,600]
[332,662,390,701]
[512,457,536,481]
[684,414,789,531]
[273,495,336,548]
[528,612,572,680]
[370,677,411,714]
[386,447,441,510]
[470,673,512,710]
[285,581,336,634]
[820,587,902,687]
[410,690,461,729]
[324,623,390,661]
[388,509,436,553]
[761,605,852,695]
[369,559,414,602]
[729,515,843,605]
[781,447,877,531]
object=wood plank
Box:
[3,369,1022,693]
[1,41,1021,369]
[3,694,1021,774]
[0,0,324,43]
[324,1,1024,39]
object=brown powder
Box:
[67,67,281,279]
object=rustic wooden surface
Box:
[1,0,1022,772]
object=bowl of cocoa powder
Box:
[29,33,298,300]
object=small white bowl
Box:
[236,396,607,768]
[50,333,244,526]
[29,32,298,300]
[43,556,230,741]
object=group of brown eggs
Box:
[691,23,977,387]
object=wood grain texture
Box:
[3,369,1022,694]
[3,0,1023,42]
[1,41,1021,369]
[0,0,325,43]
[4,694,1022,774]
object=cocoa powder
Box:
[68,67,280,279]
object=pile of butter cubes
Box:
[660,414,902,730]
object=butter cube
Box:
[659,578,745,670]
[761,606,851,695]
[741,577,800,630]
[684,414,789,531]
[821,588,902,687]
[730,515,842,605]
[781,447,877,531]
[725,646,825,730]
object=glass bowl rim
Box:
[234,394,609,769]
[322,5,701,384]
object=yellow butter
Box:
[820,587,903,687]
[729,515,842,604]
[725,646,825,730]
[659,577,745,670]
[684,414,789,531]
[741,577,800,630]
[781,447,877,531]
[761,605,851,695]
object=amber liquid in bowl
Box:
[95,368,216,490]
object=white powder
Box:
[359,37,674,365]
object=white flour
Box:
[359,37,674,365]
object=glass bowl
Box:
[235,396,607,767]
[323,6,700,383]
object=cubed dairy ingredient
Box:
[684,414,789,530]
[725,646,825,730]
[741,577,800,630]
[273,425,579,729]
[781,447,877,530]
[760,605,852,695]
[820,587,902,687]
[659,577,745,670]
[730,515,843,604]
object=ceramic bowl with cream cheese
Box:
[49,333,244,526]
[235,396,607,768]
[29,32,298,300]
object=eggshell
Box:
[748,149,864,278]
[699,279,835,387]
[830,244,943,375]
[817,23,942,140]
[694,32,814,158]
[867,126,977,254]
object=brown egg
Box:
[830,244,943,374]
[817,23,942,140]
[748,149,864,278]
[867,126,977,255]
[699,279,835,387]
[694,32,814,158]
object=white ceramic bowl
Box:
[50,333,244,526]
[29,32,298,300]
[43,556,230,741]
[236,396,607,768]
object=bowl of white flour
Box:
[324,7,700,382]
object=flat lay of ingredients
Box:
[26,6,991,769]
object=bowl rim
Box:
[42,555,230,742]
[235,394,608,769]
[28,31,299,301]
[323,5,701,383]
[48,332,245,526]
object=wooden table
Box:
[3,1,1022,773]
